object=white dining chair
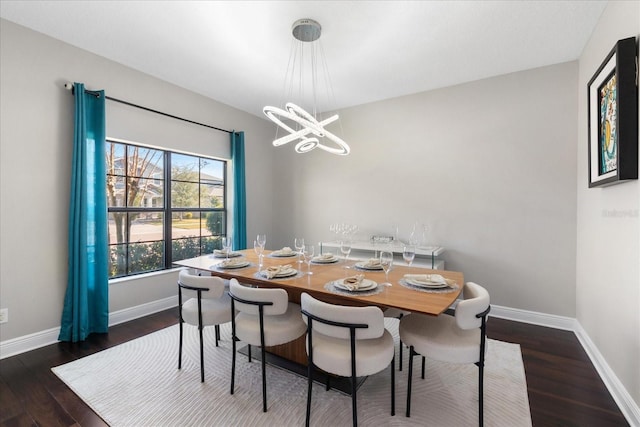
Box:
[228,278,307,412]
[178,269,232,383]
[399,281,490,426]
[301,292,395,427]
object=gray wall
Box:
[0,19,276,340]
[576,1,640,405]
[271,62,578,317]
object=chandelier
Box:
[263,19,350,156]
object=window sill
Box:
[108,267,184,285]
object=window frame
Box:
[106,138,227,279]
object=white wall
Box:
[576,1,640,406]
[271,61,579,318]
[0,19,276,341]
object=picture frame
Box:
[587,36,638,188]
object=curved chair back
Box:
[455,282,490,330]
[300,293,384,340]
[229,278,289,316]
[179,269,225,299]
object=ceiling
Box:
[1,1,607,118]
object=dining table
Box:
[174,248,464,368]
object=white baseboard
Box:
[489,304,639,427]
[0,296,177,360]
[574,322,640,427]
[489,304,578,330]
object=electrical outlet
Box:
[0,308,8,324]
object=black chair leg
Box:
[351,374,358,427]
[306,362,313,427]
[215,324,220,347]
[230,336,236,395]
[421,356,426,379]
[390,355,395,416]
[178,320,183,370]
[199,325,205,383]
[406,346,414,417]
[247,344,252,362]
[479,363,484,427]
[398,313,404,372]
[261,345,267,412]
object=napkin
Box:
[263,264,294,279]
[214,249,230,256]
[403,274,447,284]
[342,274,365,291]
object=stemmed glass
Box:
[380,251,393,286]
[302,244,315,275]
[222,237,232,260]
[257,234,266,250]
[340,240,352,267]
[295,237,305,266]
[403,245,416,267]
[254,240,264,270]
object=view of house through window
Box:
[106,140,226,278]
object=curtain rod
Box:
[64,83,233,135]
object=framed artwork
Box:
[587,36,638,188]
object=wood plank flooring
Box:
[0,309,630,426]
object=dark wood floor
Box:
[0,309,629,426]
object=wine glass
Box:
[403,245,416,267]
[257,234,266,250]
[380,250,393,286]
[340,240,352,266]
[254,240,264,270]
[302,244,315,275]
[222,237,232,260]
[294,237,305,265]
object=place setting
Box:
[210,237,243,259]
[324,273,384,296]
[211,249,242,259]
[353,258,384,271]
[215,257,251,270]
[269,246,299,258]
[399,273,460,293]
[310,252,339,264]
[255,264,301,280]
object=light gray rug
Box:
[52,319,532,426]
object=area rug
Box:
[52,319,532,426]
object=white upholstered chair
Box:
[178,269,232,382]
[399,281,490,426]
[228,278,306,412]
[300,293,395,427]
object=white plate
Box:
[212,251,242,258]
[271,251,298,258]
[311,256,338,264]
[405,278,452,288]
[334,279,378,292]
[218,260,250,269]
[354,261,383,271]
[261,268,298,278]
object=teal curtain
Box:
[58,83,109,342]
[231,131,247,250]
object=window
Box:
[107,140,226,278]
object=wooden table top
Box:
[173,250,464,316]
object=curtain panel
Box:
[231,131,247,250]
[58,83,109,342]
